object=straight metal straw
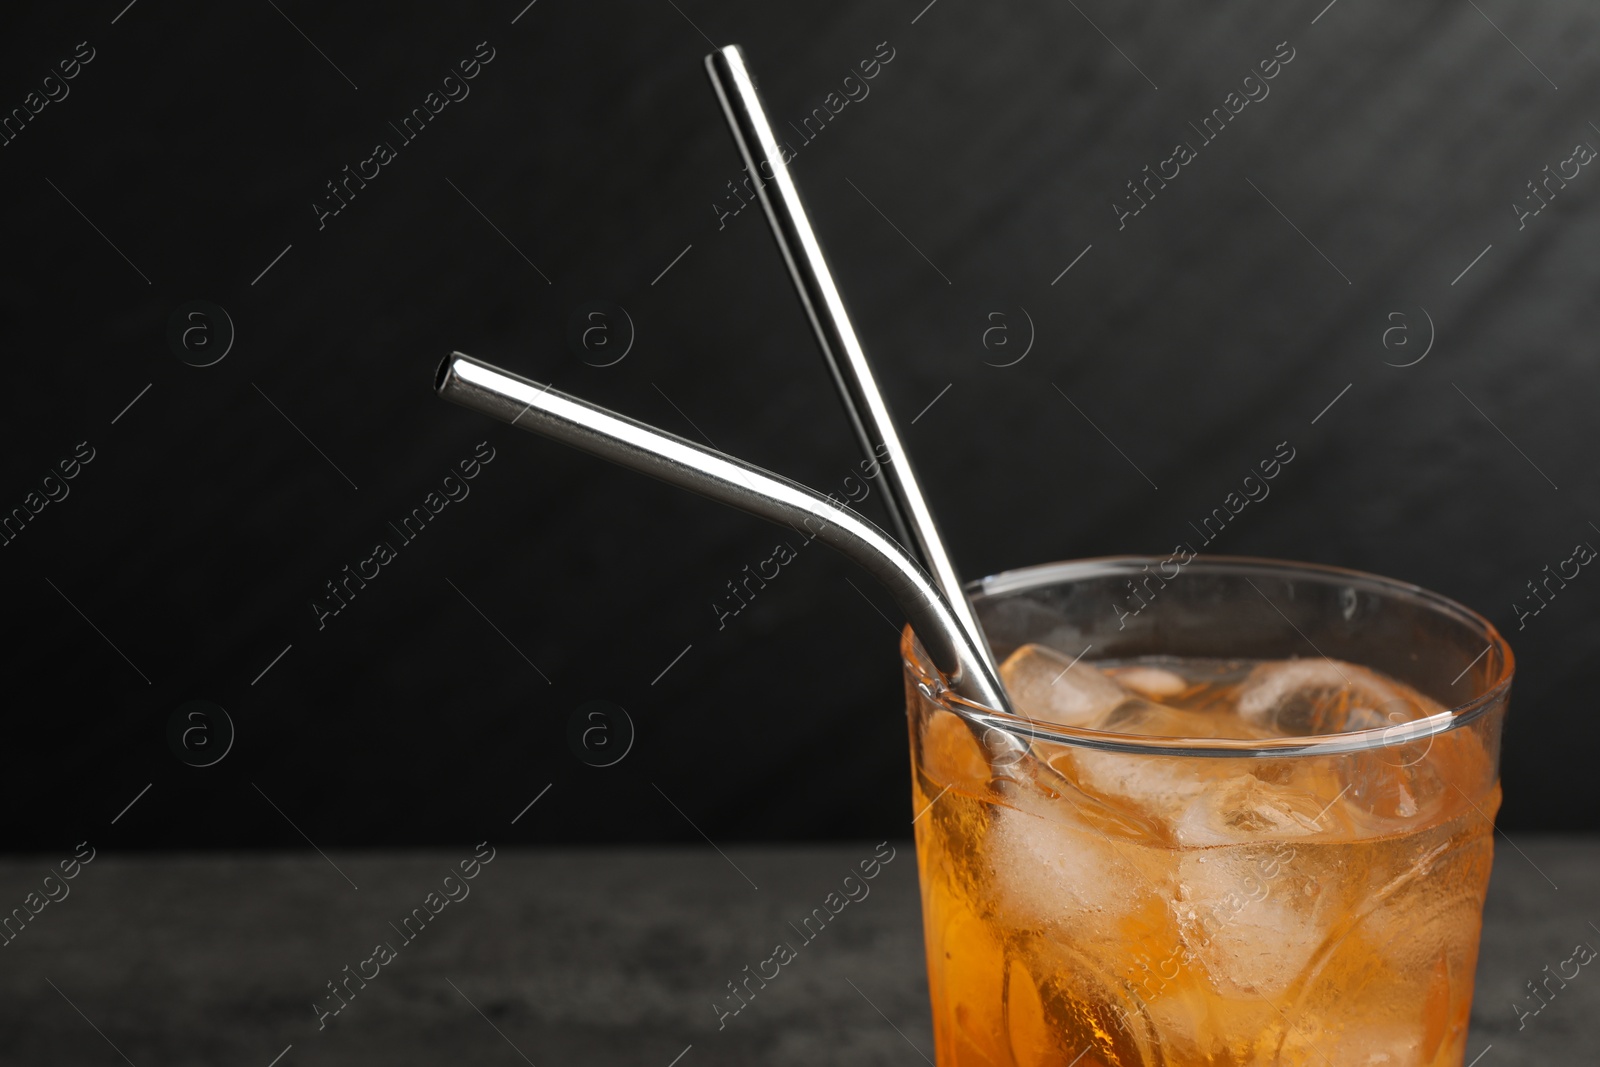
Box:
[435,351,1011,712]
[705,45,999,681]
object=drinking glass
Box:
[903,556,1512,1066]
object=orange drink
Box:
[903,559,1511,1066]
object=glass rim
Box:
[901,554,1515,758]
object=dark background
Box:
[3,0,1596,851]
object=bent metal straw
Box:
[434,351,1012,713]
[704,44,1001,689]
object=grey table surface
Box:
[0,839,1594,1065]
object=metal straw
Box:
[704,45,999,681]
[435,351,1011,712]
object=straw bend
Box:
[434,351,1011,712]
[704,44,999,681]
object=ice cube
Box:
[1058,749,1221,832]
[1236,658,1424,736]
[1283,869,1481,1064]
[1099,700,1268,742]
[1278,1020,1427,1066]
[999,644,1131,728]
[1048,703,1274,836]
[986,784,1159,933]
[1108,665,1189,699]
[1169,773,1336,847]
[1339,688,1461,824]
[1170,845,1333,999]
